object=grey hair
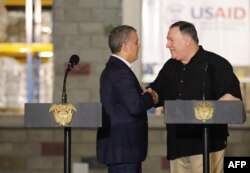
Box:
[108,25,136,53]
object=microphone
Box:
[204,63,208,73]
[62,55,80,103]
[67,54,80,71]
[202,63,208,100]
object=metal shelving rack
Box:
[1,0,53,103]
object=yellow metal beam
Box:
[0,43,53,63]
[4,0,52,7]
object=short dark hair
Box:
[108,25,136,53]
[170,21,199,44]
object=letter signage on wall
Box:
[142,0,250,66]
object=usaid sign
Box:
[142,0,250,66]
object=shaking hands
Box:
[142,87,159,105]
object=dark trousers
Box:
[107,162,142,173]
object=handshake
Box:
[142,87,159,105]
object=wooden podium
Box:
[164,100,246,173]
[24,103,102,173]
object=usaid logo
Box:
[165,3,246,21]
[191,7,246,20]
[224,157,249,172]
[164,3,186,24]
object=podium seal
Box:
[194,101,214,122]
[49,103,77,126]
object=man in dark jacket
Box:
[96,25,158,173]
[149,21,242,173]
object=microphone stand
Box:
[202,64,209,173]
[62,65,71,173]
[62,65,70,103]
[203,109,210,173]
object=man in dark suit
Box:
[96,25,158,173]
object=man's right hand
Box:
[146,87,159,105]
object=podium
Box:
[164,100,246,173]
[24,103,102,173]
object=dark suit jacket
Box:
[96,56,154,164]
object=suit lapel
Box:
[108,56,142,92]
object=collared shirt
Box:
[111,54,132,69]
[151,46,242,160]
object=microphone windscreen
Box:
[69,54,80,66]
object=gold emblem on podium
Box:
[194,101,214,122]
[49,104,77,126]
